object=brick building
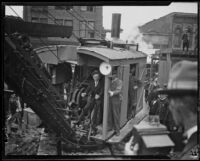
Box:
[23,6,105,48]
[139,12,197,51]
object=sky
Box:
[103,2,198,40]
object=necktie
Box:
[95,81,98,87]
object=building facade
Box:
[139,12,197,51]
[23,6,105,48]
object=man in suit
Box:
[182,30,189,52]
[157,60,198,159]
[76,70,104,133]
[108,68,123,136]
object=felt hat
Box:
[91,70,100,76]
[157,60,197,95]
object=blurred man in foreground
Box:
[157,60,198,159]
[124,61,198,159]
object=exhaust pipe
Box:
[111,13,121,39]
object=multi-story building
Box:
[139,12,197,51]
[23,6,105,48]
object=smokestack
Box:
[111,13,121,39]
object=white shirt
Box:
[184,125,197,140]
[95,81,99,87]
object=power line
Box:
[46,10,79,40]
[65,9,107,41]
[47,6,105,40]
[70,8,108,41]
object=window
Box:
[64,20,73,27]
[55,6,65,10]
[40,18,48,24]
[66,6,73,10]
[87,6,94,12]
[80,6,87,11]
[31,17,47,23]
[80,6,95,12]
[80,21,86,30]
[31,17,39,23]
[88,32,95,38]
[80,21,86,37]
[55,19,63,25]
[161,44,168,49]
[55,6,73,10]
[88,21,95,30]
[31,6,48,12]
[153,44,161,49]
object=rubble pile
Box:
[5,127,42,155]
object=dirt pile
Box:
[5,127,42,155]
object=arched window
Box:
[173,24,182,48]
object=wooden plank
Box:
[102,76,110,140]
[91,130,115,141]
[142,135,174,148]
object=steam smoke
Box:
[126,26,159,63]
[127,26,153,49]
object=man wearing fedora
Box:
[108,67,123,136]
[76,70,104,134]
[157,60,198,159]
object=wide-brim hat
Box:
[157,60,197,96]
[91,70,100,76]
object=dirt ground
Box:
[4,123,125,156]
[4,125,42,155]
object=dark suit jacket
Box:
[175,131,199,160]
[85,79,104,99]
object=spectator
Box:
[182,30,189,52]
[75,70,104,135]
[157,60,198,159]
[108,68,123,136]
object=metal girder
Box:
[5,16,73,38]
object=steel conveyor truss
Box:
[4,33,105,150]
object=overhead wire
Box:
[46,6,106,41]
[65,8,107,41]
[69,8,109,41]
[45,10,79,40]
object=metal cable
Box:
[64,9,105,40]
[69,8,109,41]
